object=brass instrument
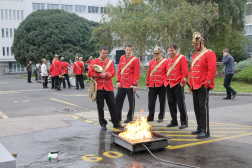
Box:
[59,72,65,79]
[89,64,103,102]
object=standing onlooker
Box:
[26,61,32,83]
[222,48,237,100]
[41,59,48,88]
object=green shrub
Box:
[234,58,252,72]
[83,73,88,80]
[232,66,252,83]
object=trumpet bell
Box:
[92,64,103,73]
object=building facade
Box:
[0,0,118,75]
[245,2,252,57]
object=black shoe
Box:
[166,123,178,127]
[56,87,61,91]
[223,97,231,100]
[113,124,124,128]
[179,125,188,129]
[191,130,201,135]
[157,119,163,123]
[147,118,154,122]
[69,87,71,89]
[196,133,210,139]
[45,87,48,88]
[124,119,132,123]
[75,88,79,90]
[232,93,237,100]
[101,125,107,130]
[51,87,54,89]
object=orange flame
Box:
[119,116,152,143]
[140,109,144,113]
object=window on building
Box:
[61,4,73,12]
[7,47,9,56]
[17,10,19,20]
[1,9,4,19]
[47,4,59,9]
[9,10,12,20]
[2,47,5,56]
[100,7,106,14]
[21,10,23,20]
[10,28,12,37]
[246,4,252,15]
[32,3,45,11]
[246,25,252,34]
[75,5,86,13]
[2,28,4,37]
[88,6,99,13]
[5,9,8,19]
[6,28,8,37]
[13,10,16,20]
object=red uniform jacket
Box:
[189,49,217,90]
[52,60,62,76]
[86,60,92,67]
[80,61,85,74]
[49,65,54,77]
[146,58,167,87]
[88,58,115,91]
[164,54,188,88]
[73,61,83,75]
[116,55,140,88]
[61,62,70,74]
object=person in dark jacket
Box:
[222,48,237,100]
[26,61,32,83]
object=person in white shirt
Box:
[41,59,48,88]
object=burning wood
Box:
[119,116,153,143]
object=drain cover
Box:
[56,108,78,113]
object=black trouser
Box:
[147,85,166,120]
[166,84,188,126]
[42,76,48,88]
[116,88,135,120]
[224,73,236,98]
[192,85,210,135]
[62,74,71,88]
[76,75,84,89]
[28,72,31,83]
[51,77,55,89]
[96,89,120,126]
[80,75,85,88]
[55,76,62,89]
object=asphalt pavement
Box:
[0,75,252,168]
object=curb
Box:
[84,83,252,96]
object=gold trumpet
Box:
[89,64,103,102]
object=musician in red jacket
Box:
[52,54,63,91]
[86,56,93,81]
[49,60,55,89]
[79,57,85,89]
[116,44,140,123]
[88,46,123,130]
[60,57,71,89]
[165,43,188,129]
[73,56,84,90]
[189,32,217,139]
[146,45,167,123]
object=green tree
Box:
[186,0,249,60]
[12,9,99,65]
